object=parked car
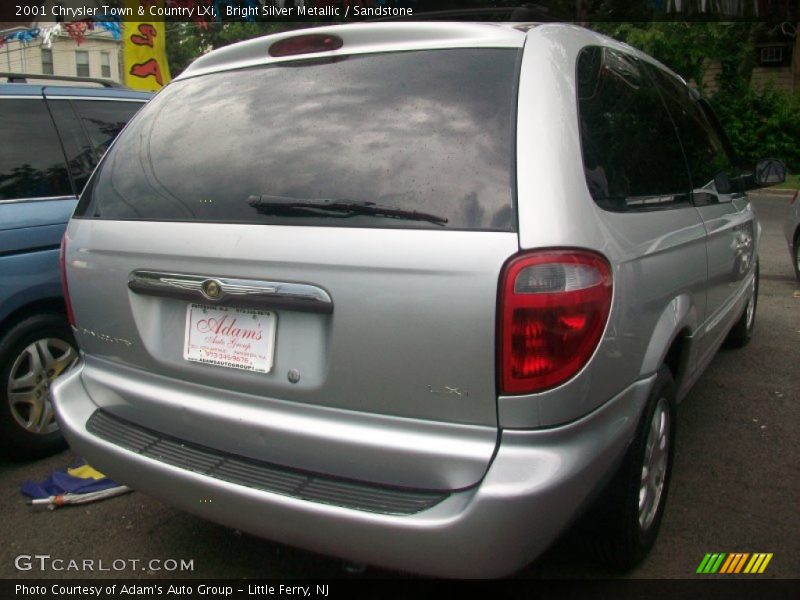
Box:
[53,23,782,577]
[785,189,800,281]
[0,74,150,458]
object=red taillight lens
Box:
[268,34,343,57]
[499,250,612,394]
[60,233,76,327]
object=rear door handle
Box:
[128,271,333,314]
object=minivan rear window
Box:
[76,49,519,231]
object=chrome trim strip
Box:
[0,195,76,205]
[44,97,148,103]
[128,271,333,314]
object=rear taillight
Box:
[60,233,76,327]
[498,250,612,395]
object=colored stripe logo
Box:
[697,553,773,574]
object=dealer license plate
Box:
[183,303,277,373]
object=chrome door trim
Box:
[128,271,333,314]
[0,195,76,205]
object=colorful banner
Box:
[124,1,171,92]
[0,19,120,49]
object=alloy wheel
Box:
[7,338,78,434]
[639,396,670,532]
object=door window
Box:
[0,99,72,200]
[73,100,143,157]
[645,64,742,203]
[49,99,144,193]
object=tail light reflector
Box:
[499,250,612,394]
[60,233,76,327]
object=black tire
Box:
[577,365,676,569]
[725,262,759,349]
[0,312,78,459]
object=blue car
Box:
[0,74,150,458]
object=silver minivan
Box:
[53,22,781,577]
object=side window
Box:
[0,99,72,201]
[73,100,143,157]
[48,100,97,193]
[49,100,144,194]
[645,65,742,202]
[577,47,691,211]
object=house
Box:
[0,1,122,83]
[751,23,799,93]
[700,26,799,95]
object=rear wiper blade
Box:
[247,195,448,226]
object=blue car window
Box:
[0,99,72,201]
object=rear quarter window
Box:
[76,48,519,231]
[576,46,691,211]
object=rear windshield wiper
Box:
[247,195,448,226]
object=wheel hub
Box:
[7,338,78,434]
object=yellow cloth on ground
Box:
[66,464,106,480]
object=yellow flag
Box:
[123,0,172,91]
[66,464,107,480]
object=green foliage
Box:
[772,173,800,189]
[591,22,758,92]
[711,82,800,172]
[166,22,287,77]
[593,22,799,172]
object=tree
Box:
[591,22,760,93]
[166,22,288,76]
[592,22,800,171]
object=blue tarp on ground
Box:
[21,461,120,499]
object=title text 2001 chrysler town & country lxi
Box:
[53,22,784,577]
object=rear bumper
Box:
[53,366,652,578]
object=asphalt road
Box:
[1,194,798,580]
